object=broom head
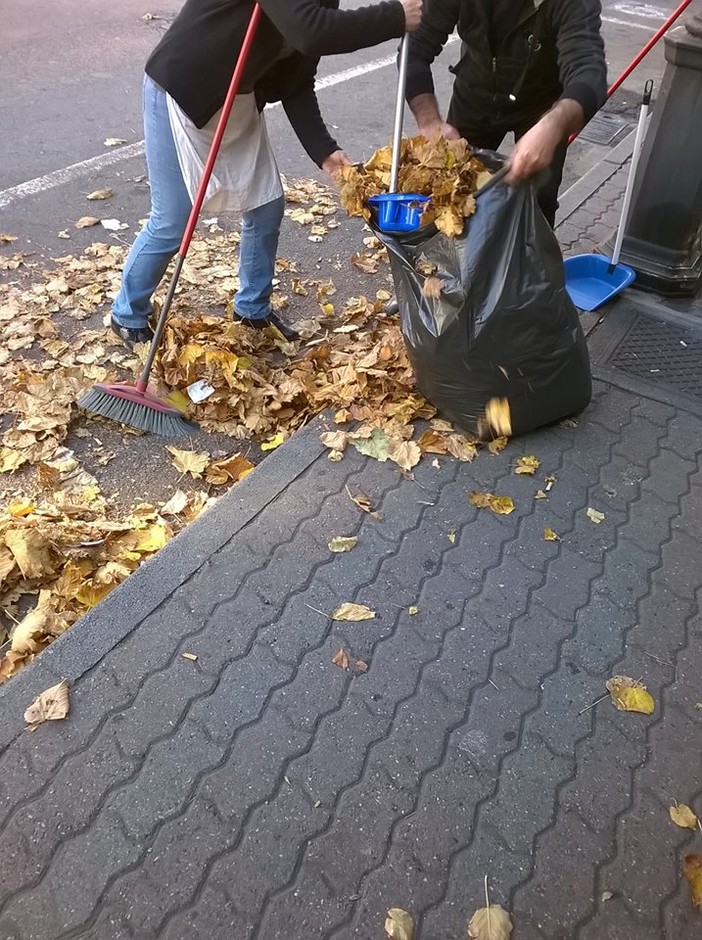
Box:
[78,382,197,437]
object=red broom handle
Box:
[179,3,263,251]
[568,0,695,145]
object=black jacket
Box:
[146,0,406,166]
[406,0,607,133]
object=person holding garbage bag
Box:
[111,0,424,350]
[405,0,608,225]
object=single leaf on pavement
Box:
[260,432,285,452]
[328,536,358,553]
[205,453,254,485]
[515,455,540,475]
[408,606,419,616]
[468,904,513,939]
[320,430,348,451]
[683,854,702,908]
[387,438,421,471]
[469,492,515,515]
[332,649,350,670]
[332,603,376,622]
[86,188,113,200]
[587,507,605,524]
[487,436,508,455]
[75,216,100,229]
[670,803,699,829]
[544,527,560,542]
[24,679,70,727]
[166,446,209,478]
[345,487,380,518]
[349,427,389,462]
[182,652,198,662]
[385,907,413,940]
[605,676,655,714]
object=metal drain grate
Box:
[579,113,630,146]
[609,316,702,399]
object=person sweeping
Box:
[110,0,423,351]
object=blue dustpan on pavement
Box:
[565,80,652,312]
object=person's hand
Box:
[321,149,353,180]
[400,0,423,31]
[506,113,564,183]
[420,119,461,141]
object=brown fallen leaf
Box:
[467,904,513,940]
[670,803,699,829]
[0,233,18,242]
[345,486,380,518]
[332,603,376,622]
[356,659,369,672]
[601,891,614,903]
[75,217,100,229]
[544,527,560,542]
[605,676,655,714]
[24,679,70,727]
[328,536,358,553]
[515,455,540,475]
[385,907,413,940]
[205,453,254,486]
[534,490,548,500]
[684,854,702,908]
[332,649,350,670]
[387,439,421,472]
[320,430,348,452]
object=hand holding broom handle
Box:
[136,3,263,394]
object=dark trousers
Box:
[457,125,567,228]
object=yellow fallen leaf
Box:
[387,439,421,472]
[408,606,419,616]
[385,907,413,940]
[182,652,198,662]
[468,904,513,939]
[166,446,209,478]
[332,649,350,670]
[515,455,540,475]
[11,592,57,655]
[328,536,358,553]
[606,676,655,714]
[469,492,515,515]
[24,679,70,727]
[534,490,548,500]
[8,498,36,518]
[0,447,27,473]
[328,449,344,462]
[448,531,457,544]
[261,432,285,452]
[4,528,55,579]
[205,453,254,485]
[683,854,702,908]
[134,523,169,554]
[670,803,698,829]
[487,436,508,455]
[544,527,560,542]
[332,603,376,622]
[587,507,605,524]
[485,397,512,437]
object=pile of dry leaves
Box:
[339,135,492,236]
[0,173,501,683]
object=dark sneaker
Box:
[232,309,299,341]
[111,318,155,351]
[384,298,400,315]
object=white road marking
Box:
[0,17,658,210]
[612,2,670,20]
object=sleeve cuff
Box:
[561,81,600,124]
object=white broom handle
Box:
[611,79,653,266]
[389,34,409,193]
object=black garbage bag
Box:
[373,152,591,438]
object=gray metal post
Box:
[616,3,702,296]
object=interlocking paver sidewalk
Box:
[0,371,701,939]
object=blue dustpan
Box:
[564,80,653,313]
[564,253,636,311]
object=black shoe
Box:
[232,310,299,341]
[111,318,155,351]
[384,299,400,315]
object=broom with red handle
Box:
[79,4,263,437]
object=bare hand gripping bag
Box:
[372,152,592,438]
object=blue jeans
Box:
[112,76,285,329]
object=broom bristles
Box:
[78,386,196,437]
